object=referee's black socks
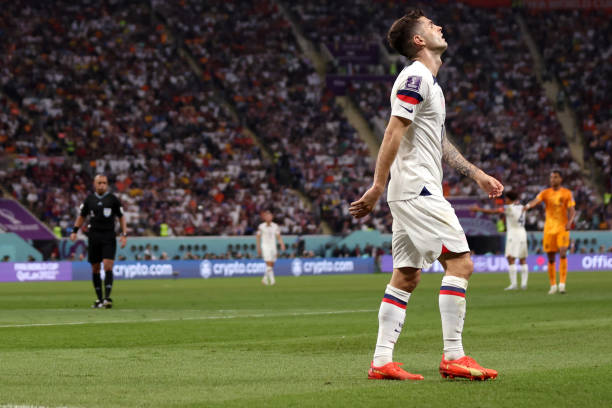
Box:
[104,270,114,299]
[92,273,103,300]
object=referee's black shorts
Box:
[87,230,117,264]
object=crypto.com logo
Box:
[200,260,212,279]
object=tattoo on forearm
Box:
[442,135,478,178]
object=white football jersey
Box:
[388,61,446,201]
[257,222,280,248]
[504,203,526,232]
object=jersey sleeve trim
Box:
[397,90,424,105]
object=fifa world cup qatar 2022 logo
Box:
[0,208,22,225]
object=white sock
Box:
[508,264,517,287]
[373,284,411,367]
[266,266,275,285]
[439,276,468,361]
[520,264,529,288]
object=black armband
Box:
[72,226,79,233]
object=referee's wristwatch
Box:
[121,232,127,237]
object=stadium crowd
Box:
[0,0,320,237]
[284,0,611,231]
[0,0,609,241]
[152,0,378,233]
[524,9,611,193]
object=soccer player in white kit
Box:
[256,210,286,286]
[349,9,502,381]
[471,191,529,290]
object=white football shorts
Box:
[389,195,470,269]
[261,245,277,263]
[505,229,528,258]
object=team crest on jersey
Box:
[103,208,111,217]
[404,76,422,92]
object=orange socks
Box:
[559,257,568,284]
[548,262,556,286]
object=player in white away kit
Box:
[350,9,502,381]
[256,210,286,285]
[471,191,529,290]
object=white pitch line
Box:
[0,309,377,329]
[0,405,81,408]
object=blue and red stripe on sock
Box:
[382,293,407,309]
[439,286,466,298]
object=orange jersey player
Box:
[525,170,576,294]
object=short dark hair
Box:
[505,191,518,201]
[551,169,563,178]
[387,9,425,59]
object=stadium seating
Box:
[282,0,610,231]
[153,0,379,232]
[524,9,611,193]
[0,0,319,236]
[0,0,609,240]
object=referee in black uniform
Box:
[70,174,127,308]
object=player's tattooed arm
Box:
[442,132,504,198]
[441,133,479,179]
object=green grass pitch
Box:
[0,271,611,408]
